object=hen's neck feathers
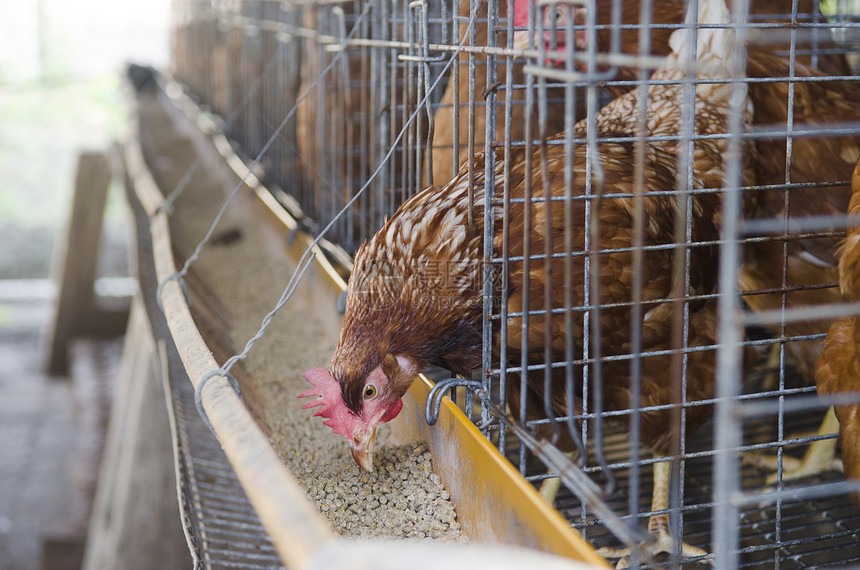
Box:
[665,0,745,109]
[668,0,735,69]
[332,168,488,404]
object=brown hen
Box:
[815,157,860,509]
[722,8,860,481]
[739,45,860,376]
[301,0,751,563]
[526,0,860,480]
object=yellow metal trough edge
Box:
[394,376,609,567]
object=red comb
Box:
[511,0,530,27]
[298,367,358,438]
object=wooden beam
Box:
[45,150,130,376]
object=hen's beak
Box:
[350,427,378,471]
[351,446,373,471]
[347,398,402,471]
[512,30,531,51]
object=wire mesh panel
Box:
[479,0,860,567]
[169,0,860,567]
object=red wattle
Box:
[381,398,404,423]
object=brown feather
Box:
[738,46,860,379]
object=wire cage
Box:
[169,0,860,567]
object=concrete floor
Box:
[0,287,119,570]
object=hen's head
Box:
[299,354,414,471]
[510,0,587,54]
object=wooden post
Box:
[45,150,130,376]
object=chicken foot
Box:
[596,461,711,569]
[538,451,579,505]
[743,343,842,482]
[741,406,842,484]
[757,341,784,392]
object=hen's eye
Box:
[551,6,566,23]
[364,385,377,399]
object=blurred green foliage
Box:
[0,73,129,278]
[0,74,126,225]
[820,0,860,17]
